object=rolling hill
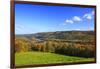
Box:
[16,31,95,42]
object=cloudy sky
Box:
[15,4,95,34]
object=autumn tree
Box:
[15,38,31,52]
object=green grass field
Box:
[15,52,95,66]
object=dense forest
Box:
[15,31,95,58]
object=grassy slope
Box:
[15,52,95,66]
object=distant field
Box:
[15,52,95,66]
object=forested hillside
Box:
[16,31,95,41]
[15,31,95,58]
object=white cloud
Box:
[92,11,94,15]
[63,10,94,26]
[83,14,92,20]
[16,24,24,29]
[64,16,81,25]
[83,11,94,20]
[73,16,82,21]
[65,19,73,24]
[15,24,25,34]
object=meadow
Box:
[15,51,94,66]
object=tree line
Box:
[15,37,95,58]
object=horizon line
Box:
[15,30,94,35]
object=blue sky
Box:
[15,4,95,34]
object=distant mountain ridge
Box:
[16,31,95,41]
